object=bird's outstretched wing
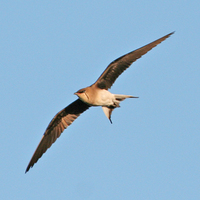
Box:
[94,32,174,90]
[25,99,90,173]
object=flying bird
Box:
[26,32,174,173]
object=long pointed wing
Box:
[94,32,174,90]
[26,99,90,173]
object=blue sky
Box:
[0,1,200,199]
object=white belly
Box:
[94,89,115,106]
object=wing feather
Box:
[94,32,174,89]
[25,99,90,173]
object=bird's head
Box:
[74,88,89,102]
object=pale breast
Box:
[94,89,115,106]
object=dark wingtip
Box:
[109,118,113,124]
[167,31,175,38]
[25,163,33,173]
[25,167,30,174]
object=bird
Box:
[25,32,174,173]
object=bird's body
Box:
[94,89,116,106]
[75,86,135,123]
[26,32,174,173]
[75,86,133,107]
[75,85,109,106]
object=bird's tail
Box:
[114,94,138,102]
[113,94,138,107]
[102,94,138,123]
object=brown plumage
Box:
[94,32,174,90]
[26,99,90,172]
[26,32,174,173]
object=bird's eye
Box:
[77,90,85,94]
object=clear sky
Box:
[0,1,200,199]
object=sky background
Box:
[0,1,200,199]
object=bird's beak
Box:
[74,92,78,96]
